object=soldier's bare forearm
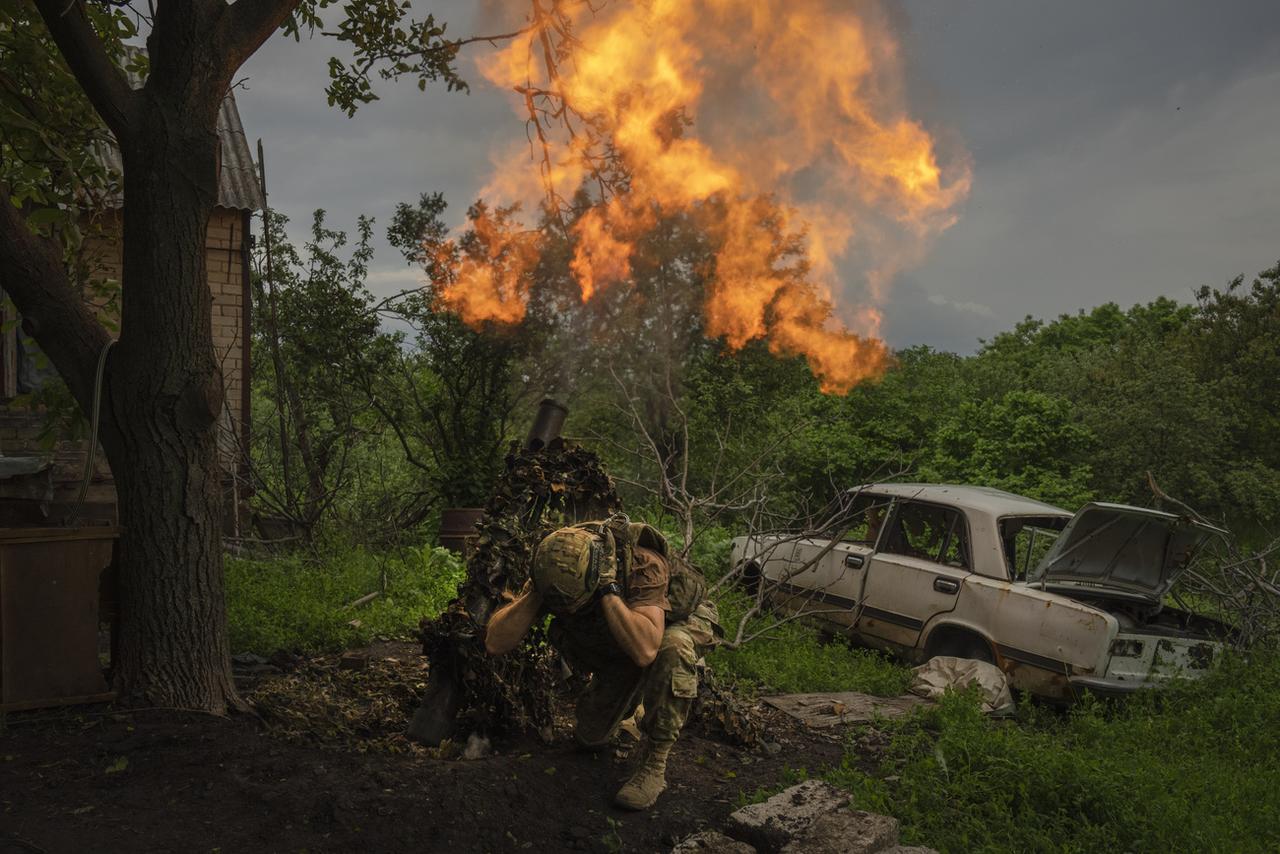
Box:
[601,597,664,667]
[484,589,543,655]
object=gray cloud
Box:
[891,1,1280,350]
[234,1,1280,355]
[880,274,1001,354]
[237,0,512,291]
[927,293,993,318]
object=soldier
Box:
[485,517,721,810]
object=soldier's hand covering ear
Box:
[596,541,618,588]
[597,515,630,589]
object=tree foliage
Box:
[249,209,400,534]
[379,194,538,507]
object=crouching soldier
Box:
[484,516,721,810]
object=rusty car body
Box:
[729,483,1230,700]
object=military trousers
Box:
[552,600,721,748]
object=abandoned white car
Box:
[730,483,1232,700]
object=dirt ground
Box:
[0,643,852,854]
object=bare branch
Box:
[1146,477,1280,645]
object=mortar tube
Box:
[525,398,568,451]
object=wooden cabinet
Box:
[0,527,119,711]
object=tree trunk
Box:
[99,86,241,712]
[109,415,239,710]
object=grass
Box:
[225,544,465,656]
[821,651,1280,853]
[708,587,912,696]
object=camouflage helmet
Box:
[531,525,616,615]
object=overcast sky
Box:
[236,1,1280,354]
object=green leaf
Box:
[24,207,66,229]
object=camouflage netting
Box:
[691,666,765,747]
[416,439,620,738]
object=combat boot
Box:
[614,739,673,810]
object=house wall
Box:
[0,208,251,525]
[207,209,249,446]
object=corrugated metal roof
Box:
[99,51,265,211]
[212,93,265,211]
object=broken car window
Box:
[939,515,970,568]
[835,492,893,547]
[882,501,969,569]
[1000,516,1067,581]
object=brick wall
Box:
[206,208,248,455]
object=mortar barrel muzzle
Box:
[525,398,569,451]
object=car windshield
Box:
[1001,516,1068,581]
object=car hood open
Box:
[1028,503,1224,603]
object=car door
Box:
[780,492,891,630]
[855,499,971,650]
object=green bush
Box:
[225,545,465,655]
[687,524,735,579]
[825,651,1280,853]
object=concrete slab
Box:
[779,809,899,854]
[761,692,931,728]
[725,780,851,852]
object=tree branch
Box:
[217,0,304,74]
[32,0,138,140]
[0,185,110,410]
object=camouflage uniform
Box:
[547,547,721,747]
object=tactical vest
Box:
[568,517,707,623]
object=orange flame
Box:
[450,0,970,392]
[436,205,540,325]
[568,199,653,301]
